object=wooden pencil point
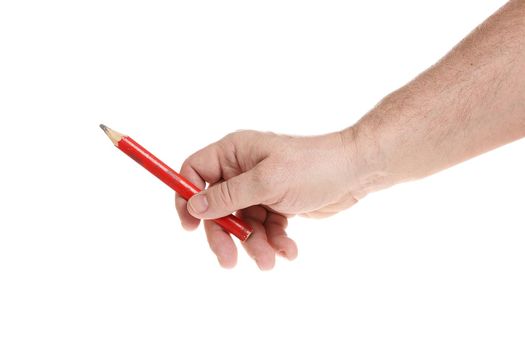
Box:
[99,124,125,146]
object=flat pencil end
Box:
[99,123,125,146]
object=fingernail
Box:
[188,193,208,214]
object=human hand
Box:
[175,129,368,270]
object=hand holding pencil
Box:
[102,125,362,269]
[174,130,364,270]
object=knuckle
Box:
[215,180,236,209]
[180,159,192,173]
[181,152,201,172]
[225,129,259,143]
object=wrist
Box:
[337,123,392,199]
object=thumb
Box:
[187,168,269,219]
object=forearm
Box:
[345,0,525,196]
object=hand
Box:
[175,129,366,270]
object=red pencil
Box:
[100,124,253,241]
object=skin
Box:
[175,0,525,270]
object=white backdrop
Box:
[1,1,524,349]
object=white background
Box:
[1,0,524,349]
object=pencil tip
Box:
[100,124,124,146]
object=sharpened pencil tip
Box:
[100,124,125,146]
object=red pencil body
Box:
[117,135,253,241]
